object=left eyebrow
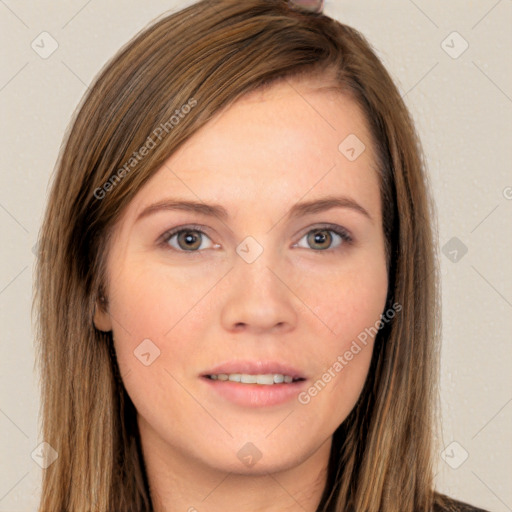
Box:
[135,195,372,224]
[288,196,372,223]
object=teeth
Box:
[208,373,298,385]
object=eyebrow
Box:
[136,195,372,223]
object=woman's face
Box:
[95,76,388,476]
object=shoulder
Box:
[433,492,491,512]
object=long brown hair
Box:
[34,1,449,510]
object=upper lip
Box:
[202,360,307,380]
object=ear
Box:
[93,298,113,332]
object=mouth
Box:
[201,360,307,383]
[203,373,305,385]
[200,360,308,407]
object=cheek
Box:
[303,252,388,348]
[106,264,213,424]
[105,255,228,397]
[296,253,388,400]
[105,263,197,372]
[107,257,214,336]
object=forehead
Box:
[125,75,379,222]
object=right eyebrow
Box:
[136,199,229,223]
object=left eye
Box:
[295,227,351,251]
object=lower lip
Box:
[201,377,307,407]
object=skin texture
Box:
[94,75,388,512]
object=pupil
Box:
[310,230,331,250]
[180,231,200,250]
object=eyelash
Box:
[159,223,353,254]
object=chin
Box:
[210,453,303,476]
[195,436,314,476]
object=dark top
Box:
[434,493,491,512]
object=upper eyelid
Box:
[301,223,352,237]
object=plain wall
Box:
[0,1,510,510]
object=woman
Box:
[34,0,491,510]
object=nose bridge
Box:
[236,233,273,272]
[232,234,282,298]
[219,234,298,332]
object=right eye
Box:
[161,226,216,252]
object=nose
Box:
[219,251,298,335]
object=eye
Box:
[161,225,216,252]
[159,224,352,253]
[295,225,352,252]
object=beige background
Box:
[0,1,511,510]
